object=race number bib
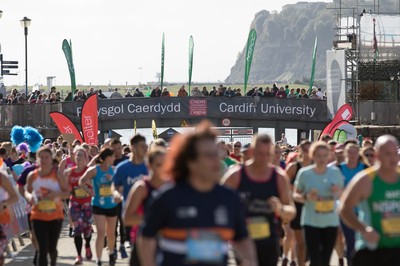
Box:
[99,184,112,197]
[247,216,271,240]
[38,200,56,212]
[186,230,224,264]
[74,187,89,198]
[381,216,400,236]
[315,200,335,213]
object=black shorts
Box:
[92,205,119,217]
[290,201,303,230]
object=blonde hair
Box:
[309,141,330,157]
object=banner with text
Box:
[81,94,98,145]
[62,97,328,123]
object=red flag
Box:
[50,112,84,143]
[320,104,353,138]
[81,94,99,145]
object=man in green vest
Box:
[339,135,400,266]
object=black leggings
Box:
[130,244,141,266]
[255,240,279,266]
[115,203,126,246]
[304,226,337,266]
[32,219,63,266]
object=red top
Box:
[230,153,242,162]
[69,166,91,204]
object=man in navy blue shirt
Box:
[113,135,148,253]
[111,138,130,258]
[139,121,257,266]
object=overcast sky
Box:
[1,0,331,87]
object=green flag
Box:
[244,29,257,94]
[62,39,77,95]
[161,33,165,89]
[308,37,318,95]
[188,35,194,96]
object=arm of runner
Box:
[113,164,124,194]
[58,158,67,173]
[137,236,156,266]
[232,238,258,266]
[0,173,19,210]
[285,162,297,184]
[123,180,147,226]
[87,155,98,167]
[339,173,377,240]
[275,168,296,221]
[220,165,241,189]
[64,168,72,193]
[78,166,96,194]
[25,171,35,203]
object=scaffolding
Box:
[329,0,400,121]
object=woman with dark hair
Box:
[26,146,70,266]
[139,121,257,266]
[124,147,167,266]
[79,147,122,266]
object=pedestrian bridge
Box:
[0,97,330,142]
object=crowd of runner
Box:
[0,121,399,266]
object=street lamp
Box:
[20,16,31,101]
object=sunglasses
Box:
[234,145,242,148]
[364,153,374,157]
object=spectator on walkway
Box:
[276,87,287,98]
[74,90,87,101]
[264,87,274,97]
[298,88,309,99]
[310,90,320,100]
[209,86,217,96]
[246,86,256,96]
[287,88,297,98]
[191,86,203,97]
[161,87,170,97]
[150,86,161,97]
[201,86,209,96]
[125,91,133,97]
[272,83,279,94]
[98,90,107,99]
[252,87,263,97]
[224,87,236,97]
[316,88,324,99]
[133,88,144,97]
[295,88,301,97]
[110,88,123,99]
[285,85,290,95]
[236,88,242,96]
[177,85,188,97]
[87,87,96,97]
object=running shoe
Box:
[109,254,116,266]
[74,256,83,265]
[281,258,289,266]
[96,260,102,266]
[120,245,128,259]
[85,246,93,261]
[289,261,297,266]
[113,248,118,259]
